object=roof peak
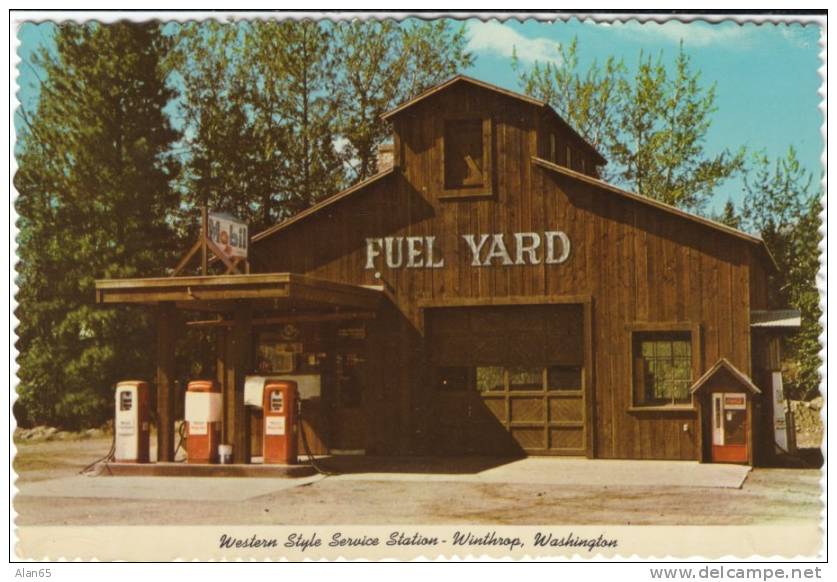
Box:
[382,74,606,164]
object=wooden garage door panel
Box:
[511,426,546,450]
[427,306,587,456]
[481,397,506,422]
[550,427,584,450]
[549,396,584,422]
[510,397,545,422]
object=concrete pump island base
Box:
[93,75,802,477]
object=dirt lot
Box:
[13,436,823,527]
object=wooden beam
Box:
[171,238,202,277]
[231,302,252,463]
[156,303,178,462]
[201,206,208,276]
[185,311,377,328]
[205,236,239,274]
[216,329,229,445]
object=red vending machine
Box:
[185,380,222,463]
[262,380,298,464]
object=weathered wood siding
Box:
[254,83,767,459]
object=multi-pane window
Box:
[438,365,583,393]
[633,332,693,406]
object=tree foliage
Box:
[515,40,744,211]
[333,19,474,181]
[742,148,823,400]
[15,22,180,428]
[15,19,475,427]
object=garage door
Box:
[427,305,587,455]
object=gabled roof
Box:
[382,74,607,166]
[531,156,779,273]
[251,167,394,244]
[689,358,762,395]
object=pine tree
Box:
[716,199,742,229]
[14,22,180,428]
[742,147,823,400]
[170,21,258,229]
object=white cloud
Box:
[467,21,561,64]
[611,20,756,48]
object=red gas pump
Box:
[263,380,298,464]
[185,380,222,463]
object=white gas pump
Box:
[113,380,151,463]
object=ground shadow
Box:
[314,454,525,475]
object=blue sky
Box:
[15,17,824,215]
[463,18,824,213]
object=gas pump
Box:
[113,381,150,463]
[262,380,298,464]
[184,380,222,463]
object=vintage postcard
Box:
[10,9,827,566]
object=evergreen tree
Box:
[170,22,259,230]
[716,199,742,229]
[14,22,180,428]
[742,148,823,400]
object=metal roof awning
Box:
[751,309,802,329]
[95,272,385,313]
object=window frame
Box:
[439,113,494,200]
[627,322,702,412]
[435,364,584,395]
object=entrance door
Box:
[329,323,368,453]
[711,393,749,463]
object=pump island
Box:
[94,75,800,469]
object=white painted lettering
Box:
[385,237,404,268]
[425,236,445,268]
[365,238,382,270]
[484,234,514,266]
[462,234,490,267]
[406,236,424,268]
[515,232,541,265]
[545,231,571,264]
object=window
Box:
[509,366,543,391]
[549,133,557,162]
[476,366,505,392]
[547,365,583,391]
[633,332,693,406]
[442,117,492,197]
[119,391,133,411]
[437,365,583,393]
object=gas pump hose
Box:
[79,403,117,475]
[298,400,337,477]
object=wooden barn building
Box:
[96,75,798,466]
